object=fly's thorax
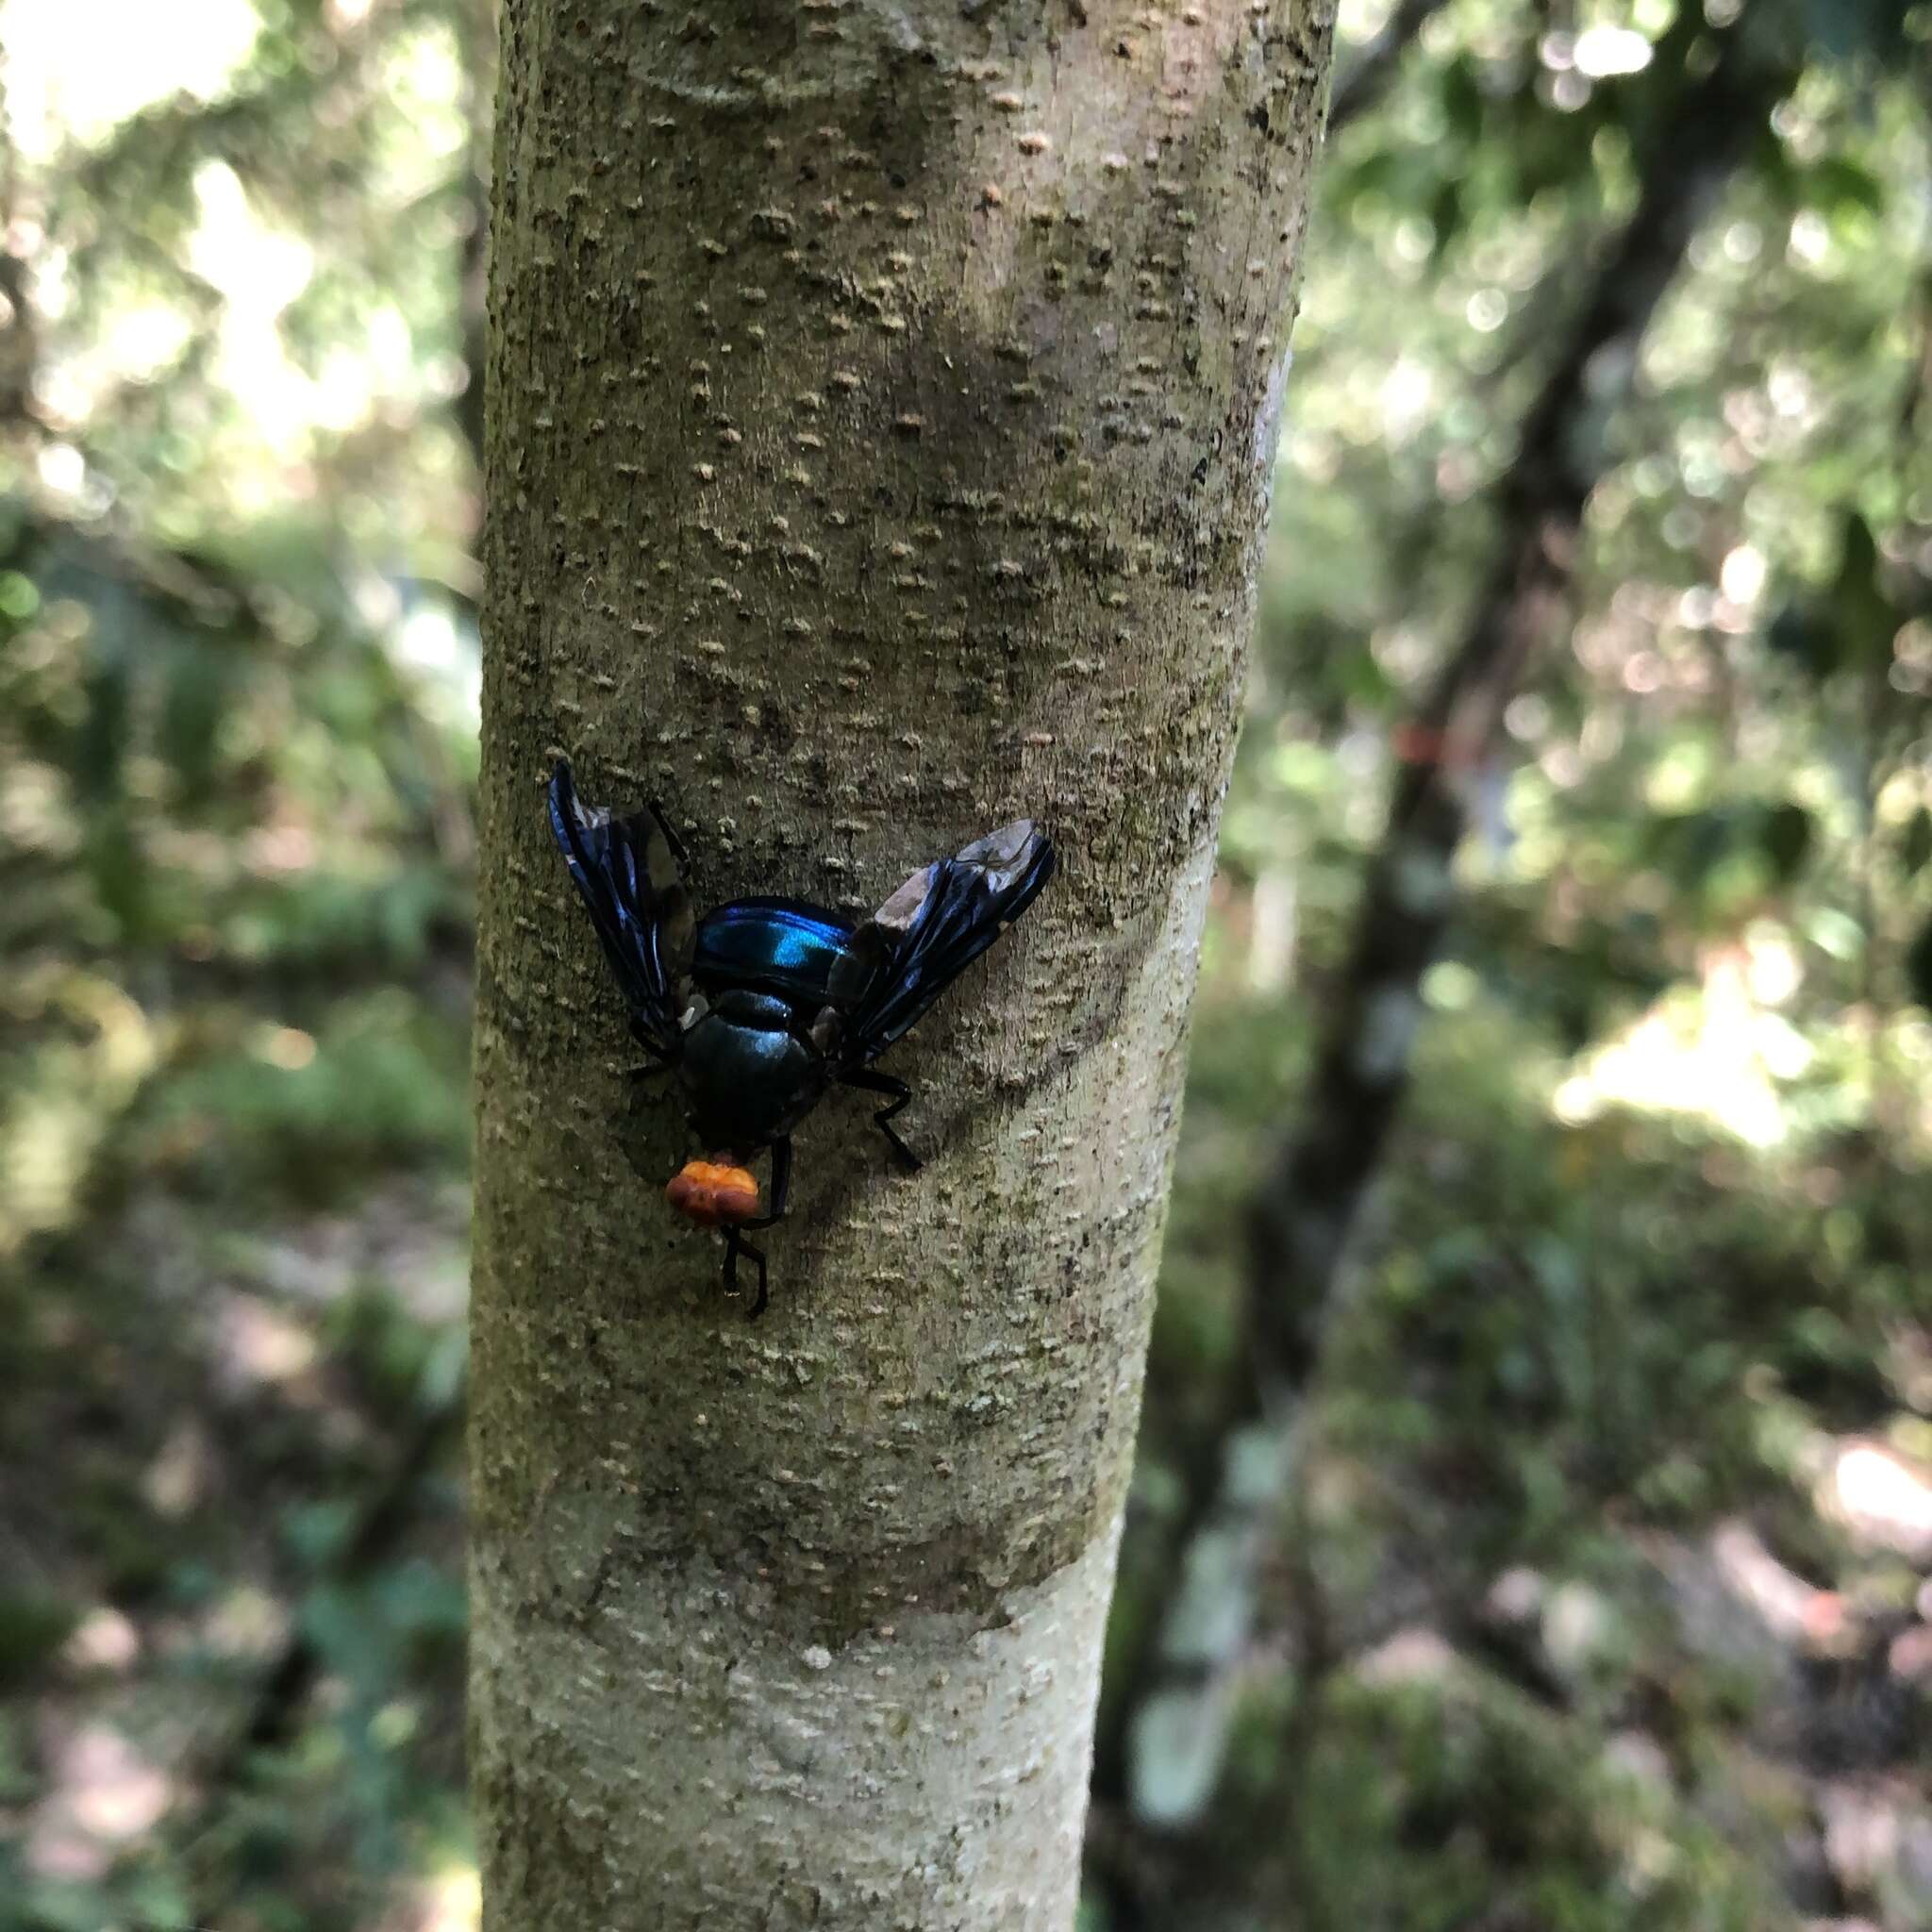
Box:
[708,988,794,1030]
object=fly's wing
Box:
[833,820,1055,1061]
[547,759,694,1058]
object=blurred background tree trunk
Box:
[470,3,1335,1926]
[1097,2,1803,1853]
[1250,8,1781,1368]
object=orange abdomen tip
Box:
[665,1158,761,1228]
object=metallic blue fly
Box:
[547,760,1056,1317]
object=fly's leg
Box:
[648,800,694,874]
[840,1069,921,1174]
[618,1031,682,1184]
[628,1021,681,1087]
[743,1137,792,1231]
[722,1227,769,1322]
[720,1140,791,1323]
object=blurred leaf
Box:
[1807,906,1866,961]
[1895,806,1932,880]
[1802,155,1888,217]
[73,655,132,799]
[158,636,243,804]
[82,804,152,941]
[373,1558,466,1646]
[1441,58,1486,144]
[0,1594,78,1686]
[0,570,40,623]
[1797,0,1918,59]
[1759,801,1814,884]
[1828,511,1898,672]
[1428,175,1466,260]
[1765,601,1839,679]
[1907,910,1932,1011]
[284,1499,360,1570]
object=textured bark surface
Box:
[469,4,1334,1926]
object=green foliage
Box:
[2,0,1930,1927]
[0,6,483,1928]
[0,1599,81,1690]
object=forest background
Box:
[2,1,1930,1927]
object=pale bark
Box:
[469,4,1336,1928]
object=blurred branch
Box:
[453,0,498,486]
[1898,266,1932,450]
[0,105,43,437]
[67,0,460,211]
[1100,11,1791,1851]
[456,165,490,480]
[0,247,39,430]
[1327,0,1453,138]
[181,1362,465,1848]
[1255,21,1774,1337]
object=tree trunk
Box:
[469,4,1335,1925]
